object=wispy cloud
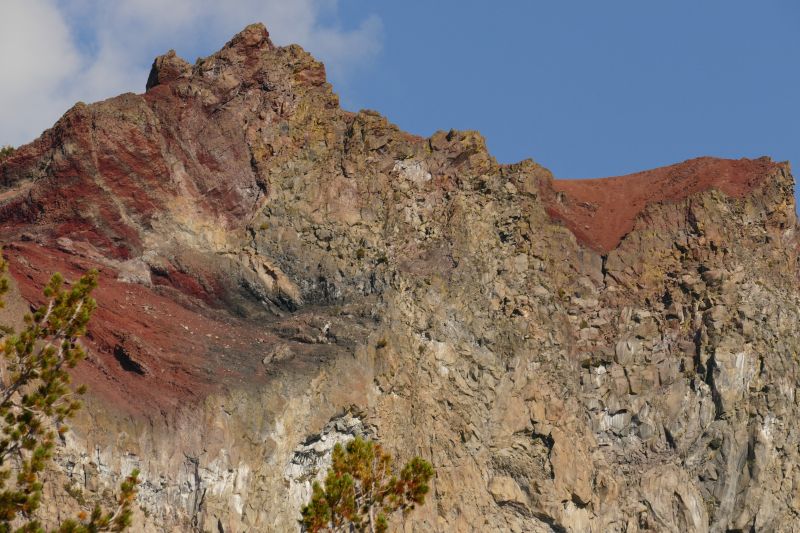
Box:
[0,0,383,147]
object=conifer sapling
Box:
[300,436,434,533]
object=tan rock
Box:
[550,429,593,505]
[488,477,527,505]
[641,465,708,533]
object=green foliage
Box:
[0,146,14,164]
[300,436,433,533]
[581,358,602,369]
[64,485,86,506]
[53,469,140,533]
[355,249,366,260]
[0,248,140,533]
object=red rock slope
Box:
[547,156,785,253]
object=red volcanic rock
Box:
[2,240,350,418]
[0,23,319,260]
[0,23,383,420]
[547,156,785,254]
[4,242,257,415]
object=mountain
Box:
[1,23,798,533]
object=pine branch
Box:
[0,248,138,533]
[299,436,433,533]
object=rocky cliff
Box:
[1,23,799,533]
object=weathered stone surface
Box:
[489,477,528,505]
[641,465,708,533]
[0,22,799,533]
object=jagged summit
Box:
[0,24,799,533]
[146,23,276,91]
[0,23,785,259]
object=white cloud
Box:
[0,0,80,145]
[0,0,382,147]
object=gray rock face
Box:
[284,415,370,514]
[1,23,799,533]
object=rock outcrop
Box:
[1,22,799,533]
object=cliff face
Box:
[1,23,799,533]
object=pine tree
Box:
[0,146,14,163]
[300,436,434,533]
[0,248,140,533]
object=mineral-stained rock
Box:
[1,22,799,533]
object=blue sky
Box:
[2,1,798,195]
[330,2,800,183]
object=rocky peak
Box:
[145,49,192,91]
[146,23,275,92]
[1,24,799,533]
